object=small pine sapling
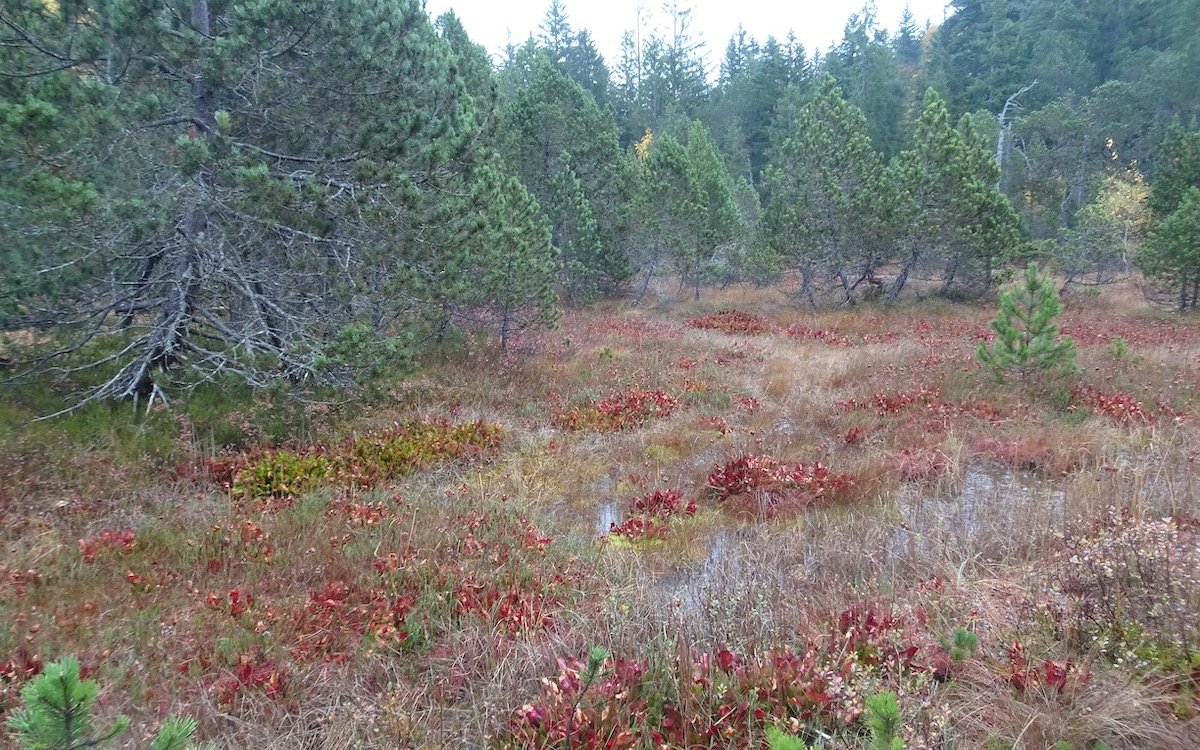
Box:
[865,691,905,750]
[950,628,978,662]
[6,656,213,750]
[765,726,811,749]
[6,656,130,749]
[977,263,1078,380]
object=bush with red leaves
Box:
[784,325,851,346]
[609,489,697,540]
[707,455,851,517]
[1071,384,1157,424]
[687,310,774,335]
[504,603,943,749]
[559,390,681,432]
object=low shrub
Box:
[707,455,851,517]
[558,390,680,432]
[687,310,774,335]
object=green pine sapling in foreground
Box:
[865,691,905,750]
[764,725,811,749]
[977,263,1078,380]
[6,656,213,750]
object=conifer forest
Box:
[2,0,1200,747]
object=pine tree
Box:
[1135,123,1200,308]
[640,121,743,299]
[761,75,894,305]
[499,49,632,295]
[1136,187,1200,310]
[549,154,613,304]
[2,0,530,409]
[893,88,1024,299]
[6,656,212,750]
[977,264,1078,379]
[467,164,560,349]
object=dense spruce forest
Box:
[3,0,1199,404]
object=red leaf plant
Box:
[707,455,851,518]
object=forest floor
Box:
[2,281,1199,749]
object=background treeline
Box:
[3,0,1199,404]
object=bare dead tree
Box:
[996,80,1038,190]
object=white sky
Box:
[423,0,953,69]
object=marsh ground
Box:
[2,282,1198,748]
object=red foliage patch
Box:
[558,389,681,431]
[837,388,938,415]
[1005,640,1089,695]
[688,310,774,335]
[588,316,684,341]
[609,489,697,541]
[78,529,137,562]
[0,647,44,719]
[707,455,851,517]
[213,654,287,705]
[1071,384,1157,424]
[893,449,951,482]
[970,437,1054,472]
[505,603,941,749]
[732,394,761,412]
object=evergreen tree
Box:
[761,75,894,305]
[894,7,923,68]
[1135,123,1200,309]
[465,162,560,348]
[1148,121,1200,217]
[930,0,1030,113]
[549,154,619,303]
[637,122,743,299]
[7,656,213,750]
[977,263,1078,379]
[893,88,1024,299]
[561,31,612,105]
[1137,187,1200,310]
[498,49,632,296]
[538,0,574,62]
[827,6,911,158]
[1,0,542,408]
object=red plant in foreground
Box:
[687,310,774,335]
[837,387,937,415]
[784,324,851,346]
[732,394,761,412]
[213,654,287,705]
[970,436,1054,471]
[505,603,941,749]
[1005,640,1089,696]
[893,449,950,481]
[707,455,851,517]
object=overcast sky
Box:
[423,1,953,68]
